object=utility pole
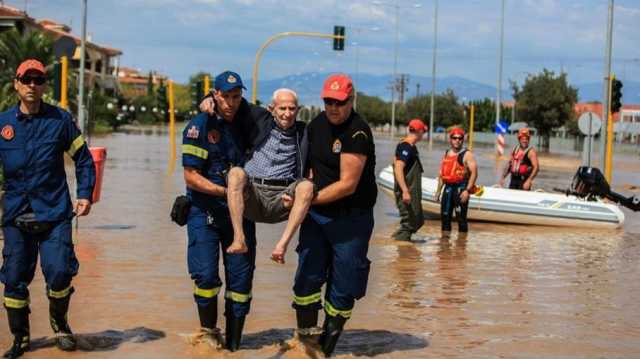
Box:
[600,0,614,170]
[397,74,409,104]
[416,83,421,98]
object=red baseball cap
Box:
[408,118,427,132]
[16,59,46,78]
[449,127,465,137]
[321,74,353,101]
[517,127,531,139]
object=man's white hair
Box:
[272,88,298,104]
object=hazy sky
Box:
[7,0,640,87]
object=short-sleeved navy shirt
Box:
[395,141,419,175]
[306,111,377,217]
[182,113,244,211]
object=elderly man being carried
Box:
[203,88,313,261]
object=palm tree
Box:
[0,29,55,111]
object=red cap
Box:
[517,127,531,139]
[321,74,353,101]
[449,127,465,137]
[16,59,46,78]
[408,118,427,132]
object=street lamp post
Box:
[372,0,422,140]
[351,26,380,111]
[77,0,88,136]
[495,0,505,130]
[429,0,439,149]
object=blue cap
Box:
[214,71,246,92]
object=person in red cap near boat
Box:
[0,59,96,358]
[291,74,377,357]
[499,127,538,190]
[435,127,477,233]
[392,118,427,241]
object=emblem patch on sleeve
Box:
[186,125,200,139]
[1,125,14,140]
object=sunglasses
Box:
[18,76,46,86]
[323,97,351,107]
[450,136,464,140]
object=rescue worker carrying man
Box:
[292,74,377,357]
[392,119,427,242]
[435,127,478,233]
[0,59,96,359]
[499,127,539,190]
[181,71,256,352]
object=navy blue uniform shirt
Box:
[182,113,244,211]
[0,102,96,225]
[395,141,419,175]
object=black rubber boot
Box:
[224,315,245,352]
[296,309,319,330]
[319,314,347,357]
[49,289,77,352]
[197,296,218,330]
[3,306,30,359]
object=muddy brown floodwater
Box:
[1,129,639,358]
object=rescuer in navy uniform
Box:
[0,59,96,358]
[292,74,377,357]
[182,71,256,352]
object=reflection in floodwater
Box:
[1,131,639,358]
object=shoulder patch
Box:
[186,125,200,139]
[352,130,368,139]
[1,125,14,140]
[208,129,220,144]
[402,150,409,156]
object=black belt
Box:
[251,177,296,187]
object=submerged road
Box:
[1,128,639,358]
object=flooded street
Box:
[1,128,639,358]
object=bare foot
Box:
[270,244,287,264]
[226,238,248,254]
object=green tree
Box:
[0,29,55,111]
[355,92,389,126]
[403,89,465,130]
[467,98,512,132]
[512,69,578,151]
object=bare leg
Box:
[271,180,314,263]
[227,167,248,254]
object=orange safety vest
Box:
[440,149,467,184]
[510,145,532,177]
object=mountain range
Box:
[249,72,640,107]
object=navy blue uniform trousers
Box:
[187,206,256,318]
[1,219,77,307]
[292,209,373,319]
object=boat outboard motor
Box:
[570,166,640,211]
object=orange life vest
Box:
[440,149,467,184]
[510,145,532,177]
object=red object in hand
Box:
[89,147,107,203]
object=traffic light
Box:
[52,62,62,102]
[157,83,167,110]
[191,80,204,110]
[611,79,623,113]
[333,26,345,51]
